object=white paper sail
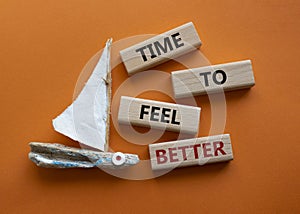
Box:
[52,39,112,151]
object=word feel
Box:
[139,104,180,125]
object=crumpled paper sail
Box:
[52,39,112,151]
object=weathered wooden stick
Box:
[28,142,139,169]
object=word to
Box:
[171,60,255,98]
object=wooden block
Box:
[118,96,201,135]
[149,134,233,170]
[120,22,202,75]
[171,60,255,98]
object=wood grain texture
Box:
[118,96,200,135]
[28,142,139,169]
[171,60,255,98]
[120,22,201,75]
[149,134,233,170]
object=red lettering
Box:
[190,144,201,159]
[213,141,226,156]
[156,149,168,164]
[168,148,179,162]
[203,143,213,158]
[178,146,189,161]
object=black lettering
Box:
[212,70,227,85]
[199,72,211,87]
[146,44,157,59]
[135,46,148,62]
[150,106,160,122]
[171,109,180,125]
[171,33,184,48]
[161,108,171,123]
[139,105,150,119]
[153,37,173,56]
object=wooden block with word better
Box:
[120,22,202,75]
[149,134,233,170]
[171,60,255,98]
[118,96,200,135]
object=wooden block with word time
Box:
[118,96,201,135]
[120,22,202,76]
[171,60,255,98]
[149,134,233,170]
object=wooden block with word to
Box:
[149,134,233,170]
[120,22,202,76]
[118,96,200,135]
[171,60,255,98]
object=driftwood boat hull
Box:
[29,142,139,169]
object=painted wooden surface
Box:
[149,134,233,170]
[171,60,255,98]
[118,96,201,135]
[120,22,201,75]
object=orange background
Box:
[1,0,299,213]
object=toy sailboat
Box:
[29,39,139,168]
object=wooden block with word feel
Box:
[118,96,200,135]
[171,60,255,98]
[120,22,202,76]
[149,134,233,170]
